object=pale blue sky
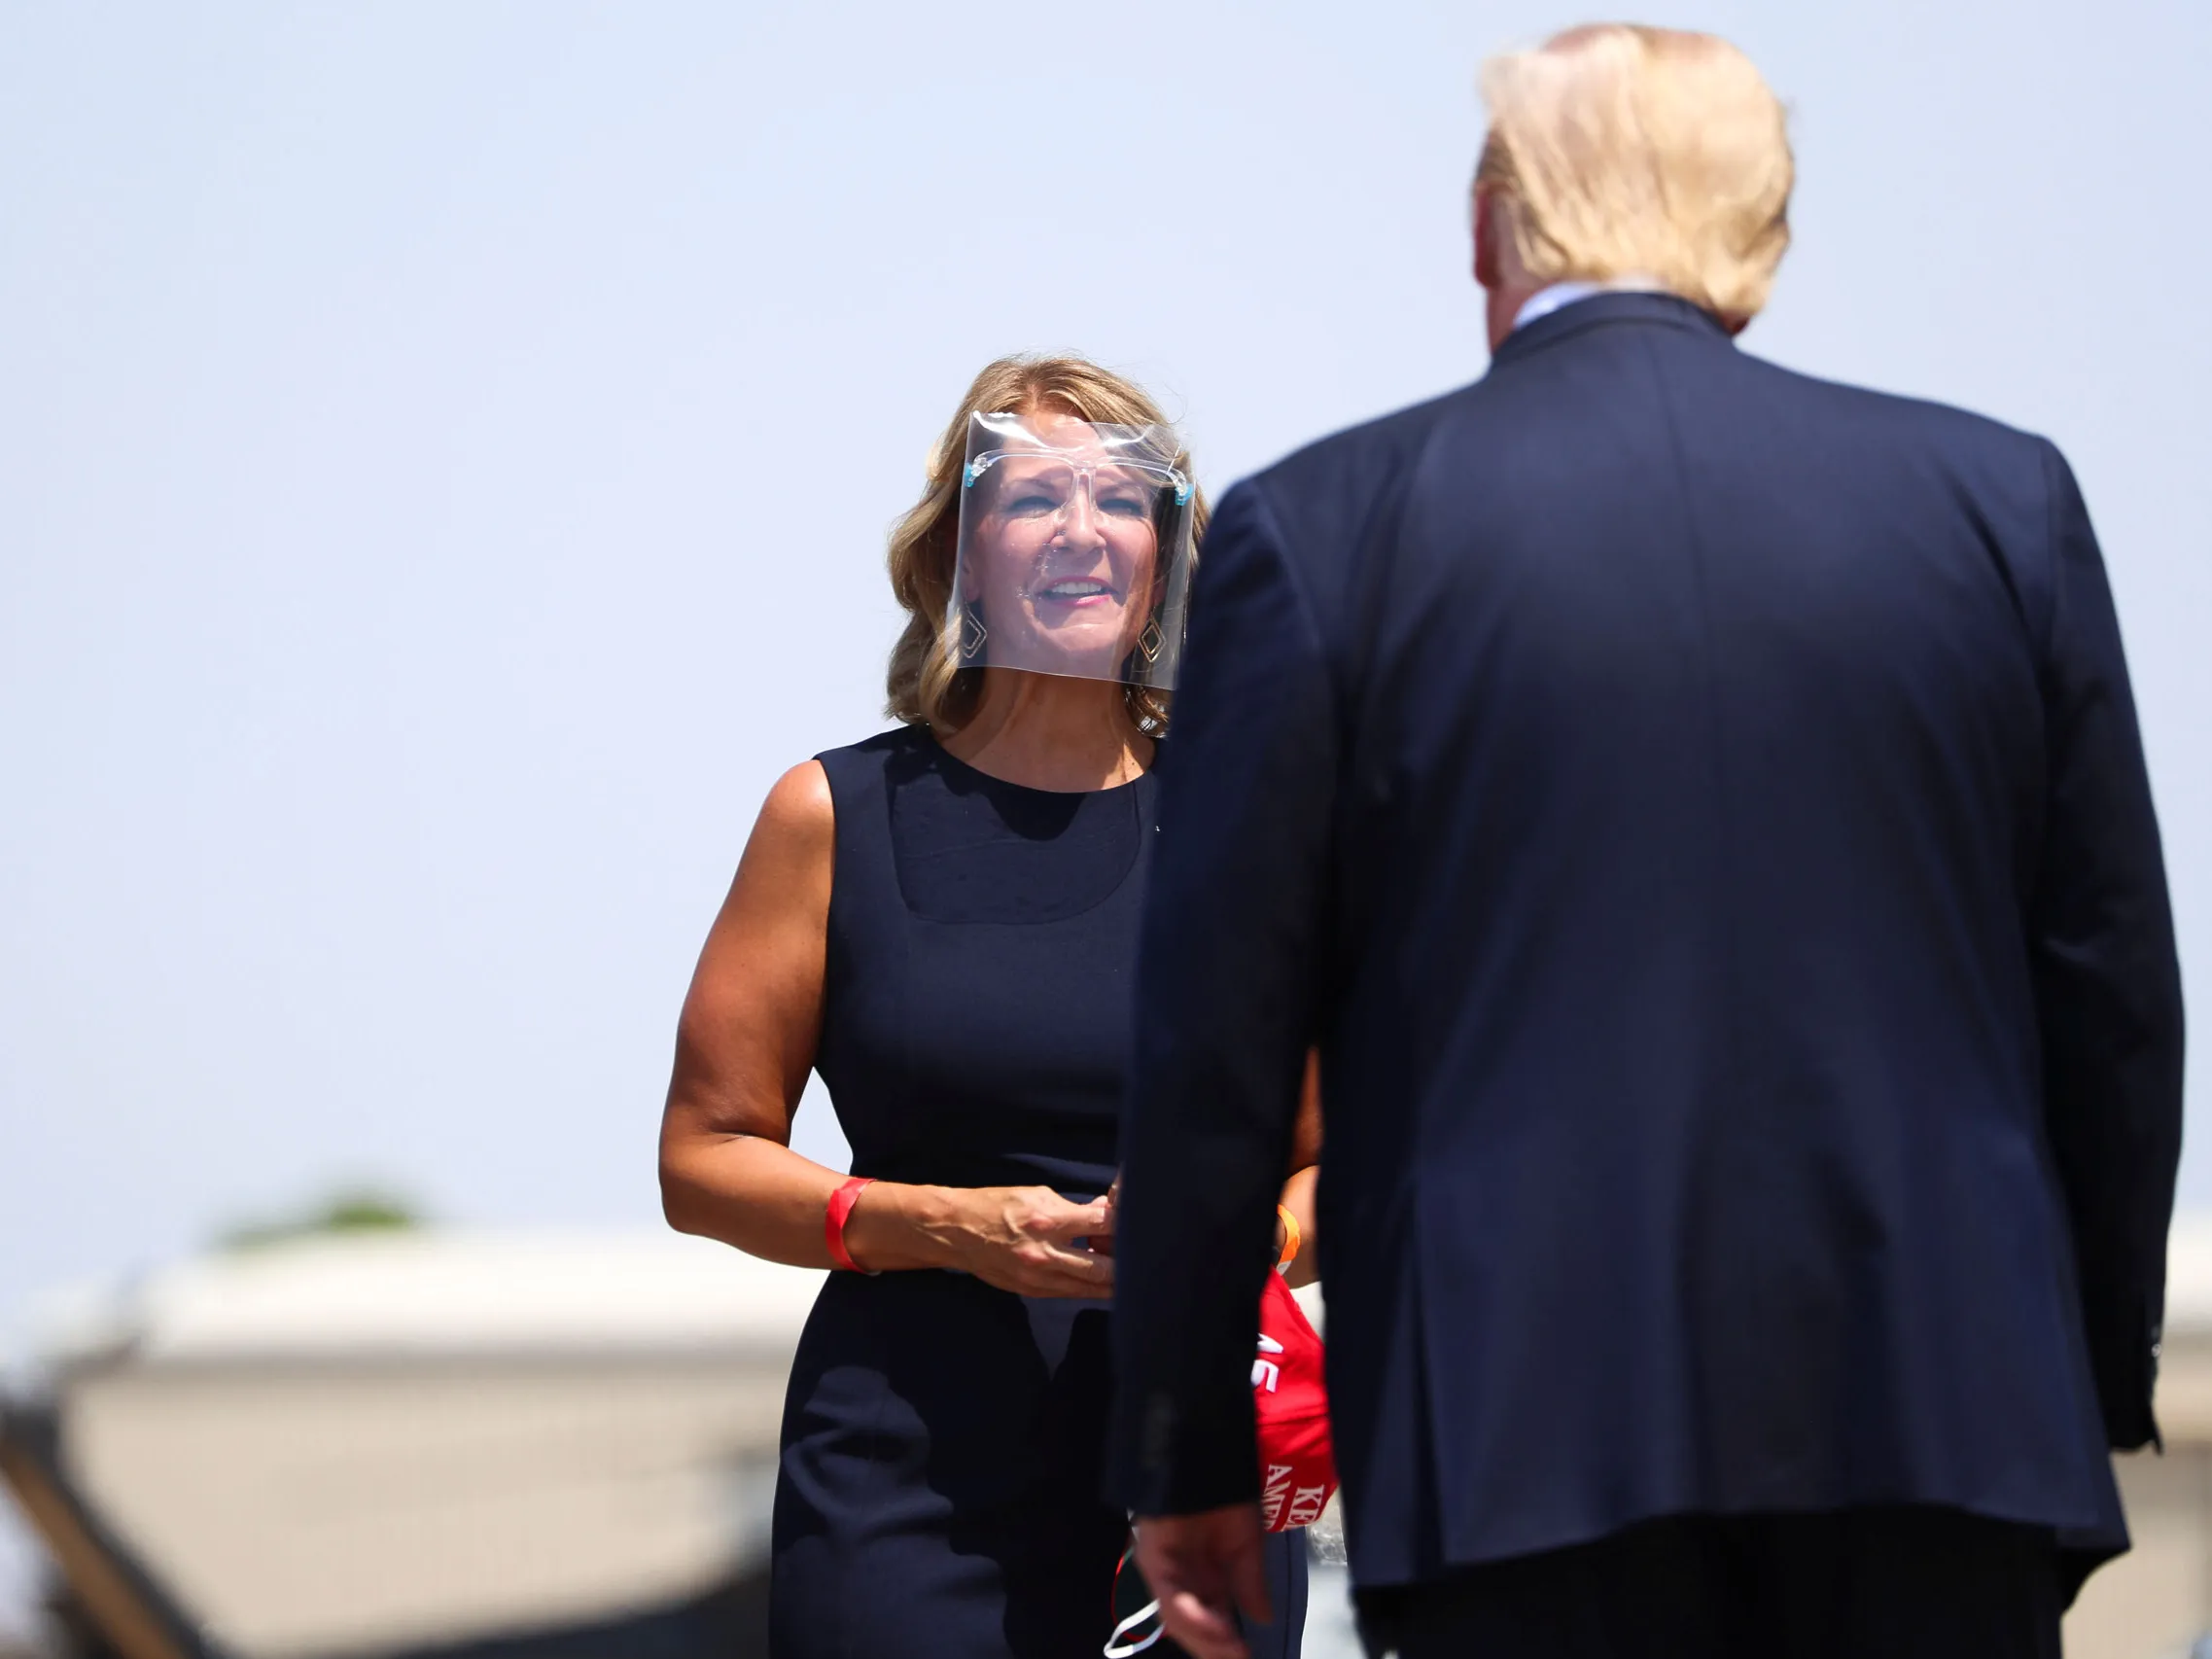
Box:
[3,0,2207,1633]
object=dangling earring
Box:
[959,602,988,661]
[1136,615,1165,665]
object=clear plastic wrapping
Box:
[947,410,1195,689]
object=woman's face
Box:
[962,420,1162,680]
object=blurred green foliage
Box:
[218,1187,425,1251]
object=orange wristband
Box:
[825,1177,879,1274]
[1275,1204,1302,1275]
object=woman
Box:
[660,354,1317,1659]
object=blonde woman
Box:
[660,356,1317,1659]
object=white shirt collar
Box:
[1513,276,1668,334]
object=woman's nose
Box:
[1055,483,1104,547]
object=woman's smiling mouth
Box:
[1034,578,1117,605]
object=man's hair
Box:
[1477,24,1793,324]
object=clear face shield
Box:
[948,411,1195,689]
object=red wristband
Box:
[825,1177,878,1274]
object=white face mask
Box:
[1105,1531,1167,1657]
[1104,1597,1165,1658]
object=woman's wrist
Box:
[838,1181,956,1273]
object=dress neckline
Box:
[922,728,1151,799]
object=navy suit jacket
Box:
[1107,295,2184,1586]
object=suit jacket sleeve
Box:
[1108,479,1338,1515]
[2031,440,2185,1451]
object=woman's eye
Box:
[1100,496,1147,517]
[1006,494,1059,515]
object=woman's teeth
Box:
[1038,580,1110,599]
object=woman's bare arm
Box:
[658,761,1112,1294]
[659,761,848,1264]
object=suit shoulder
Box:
[1241,383,1479,522]
[1732,355,2076,647]
[1204,389,1479,651]
[1738,351,2056,465]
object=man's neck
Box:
[1489,275,1670,351]
[1485,284,1534,354]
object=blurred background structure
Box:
[0,1230,809,1657]
[2,0,2206,1653]
[8,1236,2212,1659]
[0,1238,1346,1659]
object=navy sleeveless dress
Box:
[771,725,1308,1659]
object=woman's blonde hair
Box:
[1477,24,1793,326]
[885,355,1206,736]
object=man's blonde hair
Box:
[1477,24,1793,325]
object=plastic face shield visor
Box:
[948,411,1195,689]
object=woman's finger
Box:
[1034,1246,1113,1292]
[1009,1255,1114,1298]
[1039,1201,1113,1242]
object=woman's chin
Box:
[997,648,1129,681]
[998,624,1135,678]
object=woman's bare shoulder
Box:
[745,725,929,874]
[762,759,832,825]
[745,760,834,871]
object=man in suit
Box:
[1108,23,2183,1659]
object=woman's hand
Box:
[932,1186,1116,1297]
[1090,1174,1119,1257]
[854,1184,1114,1297]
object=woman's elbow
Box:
[658,1146,712,1237]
